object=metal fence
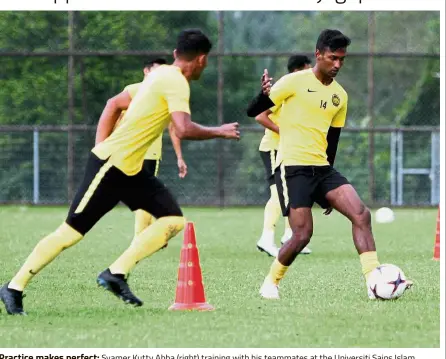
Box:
[0,11,440,206]
[0,125,440,207]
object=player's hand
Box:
[323,207,333,215]
[177,158,188,179]
[219,122,240,140]
[261,69,273,96]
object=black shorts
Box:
[260,150,277,187]
[143,159,160,177]
[66,153,182,235]
[275,165,349,216]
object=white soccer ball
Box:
[375,207,395,223]
[367,264,408,300]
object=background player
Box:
[247,29,412,300]
[256,55,312,257]
[95,58,187,242]
[0,29,240,315]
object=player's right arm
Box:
[95,90,132,145]
[255,109,279,134]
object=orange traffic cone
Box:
[169,222,214,311]
[433,207,440,261]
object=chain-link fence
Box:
[0,126,440,206]
[0,11,440,206]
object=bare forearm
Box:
[177,121,224,140]
[95,91,132,145]
[171,111,239,141]
[169,123,183,159]
[95,106,122,144]
[256,114,279,134]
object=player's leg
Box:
[261,211,314,299]
[260,166,315,299]
[275,165,291,245]
[0,154,121,314]
[132,160,169,252]
[133,160,158,237]
[281,218,312,254]
[99,173,184,303]
[134,210,154,236]
[319,168,415,298]
[319,169,378,281]
[257,185,281,257]
[276,164,312,254]
[326,185,376,256]
[257,150,281,257]
[323,181,392,298]
[280,218,292,245]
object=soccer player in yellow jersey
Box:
[247,29,412,300]
[0,29,240,315]
[95,58,187,242]
[256,55,313,257]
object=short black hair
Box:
[176,29,212,60]
[287,55,311,73]
[144,58,167,69]
[316,29,351,53]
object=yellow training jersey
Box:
[113,83,163,161]
[269,68,348,166]
[92,65,190,175]
[258,106,280,152]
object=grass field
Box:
[0,206,440,348]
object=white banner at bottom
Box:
[0,348,442,359]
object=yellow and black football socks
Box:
[134,209,154,237]
[9,222,83,291]
[109,216,185,276]
[268,258,289,285]
[360,251,380,280]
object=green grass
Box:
[0,206,440,348]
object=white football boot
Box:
[256,231,279,258]
[259,275,280,299]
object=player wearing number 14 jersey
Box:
[247,29,413,300]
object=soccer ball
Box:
[367,264,408,300]
[375,207,395,223]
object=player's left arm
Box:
[326,98,348,166]
[95,91,132,145]
[168,122,187,178]
[165,74,239,141]
[255,109,280,134]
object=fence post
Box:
[33,129,40,204]
[396,131,404,206]
[217,11,225,208]
[367,11,376,205]
[431,131,440,205]
[67,11,75,202]
[390,131,396,206]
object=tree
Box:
[0,11,440,205]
